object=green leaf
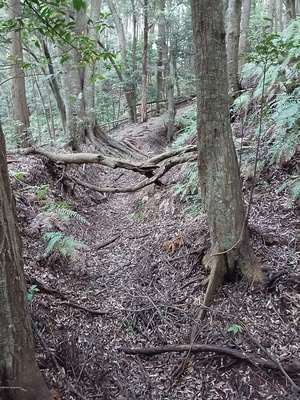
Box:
[72,0,86,11]
[228,324,243,334]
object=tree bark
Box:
[9,0,31,147]
[0,123,51,400]
[107,0,137,122]
[239,0,251,68]
[190,0,262,323]
[140,0,149,122]
[267,0,276,31]
[226,0,242,100]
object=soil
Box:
[7,101,300,400]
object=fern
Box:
[43,201,89,225]
[291,179,300,202]
[42,231,87,258]
[43,232,64,254]
[277,175,300,204]
[172,107,197,148]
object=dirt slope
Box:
[7,103,300,400]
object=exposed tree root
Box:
[122,344,300,374]
[190,255,226,342]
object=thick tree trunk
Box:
[190,0,262,322]
[226,0,242,101]
[0,123,51,400]
[9,0,30,147]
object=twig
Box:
[0,387,27,392]
[95,234,121,250]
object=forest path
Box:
[10,101,300,399]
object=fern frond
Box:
[43,202,89,224]
[42,232,64,254]
[42,231,87,258]
[291,178,300,201]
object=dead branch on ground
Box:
[122,344,300,374]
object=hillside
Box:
[7,102,300,400]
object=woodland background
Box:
[0,0,300,399]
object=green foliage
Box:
[35,184,51,200]
[42,231,87,258]
[238,19,300,177]
[172,107,197,148]
[228,324,243,334]
[9,170,27,180]
[130,199,145,221]
[27,285,40,302]
[123,318,134,334]
[277,176,300,204]
[43,201,89,225]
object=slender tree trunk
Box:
[107,0,137,122]
[9,0,30,147]
[226,0,242,101]
[190,0,262,320]
[141,0,149,122]
[83,0,101,141]
[239,0,251,68]
[277,0,283,31]
[41,39,66,133]
[0,123,52,400]
[267,0,276,31]
[156,0,164,115]
[285,0,296,23]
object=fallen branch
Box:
[66,153,197,193]
[95,234,121,250]
[60,301,109,315]
[122,344,300,373]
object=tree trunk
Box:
[277,0,283,31]
[285,0,296,23]
[41,38,67,133]
[9,0,31,147]
[267,0,276,31]
[158,0,175,141]
[83,0,101,141]
[107,0,137,122]
[226,0,242,101]
[156,0,164,115]
[239,0,251,68]
[140,0,149,122]
[0,123,52,400]
[190,0,262,321]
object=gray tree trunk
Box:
[0,123,52,400]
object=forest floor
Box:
[8,101,300,400]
